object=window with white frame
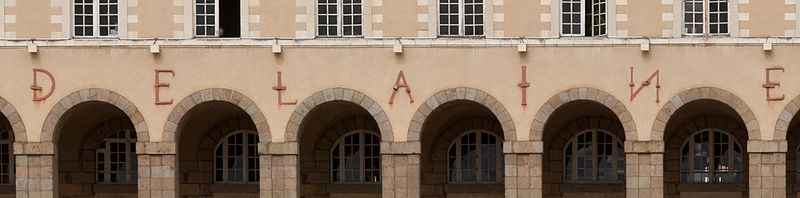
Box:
[680,129,743,183]
[0,130,11,185]
[438,0,484,36]
[561,0,606,36]
[564,130,624,183]
[331,130,380,183]
[448,130,502,183]
[195,0,241,37]
[214,131,259,183]
[683,0,728,35]
[317,0,363,37]
[74,0,119,37]
[96,129,137,184]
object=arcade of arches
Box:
[0,87,796,198]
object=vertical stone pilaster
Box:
[381,154,420,198]
[138,142,177,198]
[748,140,788,198]
[625,141,664,198]
[504,140,542,198]
[15,154,54,198]
[261,154,298,198]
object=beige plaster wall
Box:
[129,0,184,38]
[0,44,796,144]
[5,0,61,39]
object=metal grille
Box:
[561,0,583,35]
[97,129,137,184]
[564,130,625,183]
[331,131,380,183]
[680,129,743,183]
[214,131,259,183]
[448,130,503,183]
[195,0,217,36]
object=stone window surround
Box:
[301,0,374,39]
[424,0,496,38]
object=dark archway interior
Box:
[177,101,257,198]
[298,101,381,198]
[0,114,13,196]
[663,99,748,198]
[541,100,625,198]
[785,106,800,198]
[420,100,503,198]
[55,101,136,198]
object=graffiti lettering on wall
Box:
[629,67,661,103]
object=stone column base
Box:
[749,152,787,198]
[625,153,664,198]
[381,154,420,198]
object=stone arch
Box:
[285,87,392,142]
[774,94,800,141]
[530,87,636,141]
[0,96,26,142]
[408,87,516,142]
[652,87,758,141]
[42,88,148,142]
[163,88,270,143]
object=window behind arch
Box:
[680,129,742,183]
[96,129,137,184]
[564,130,624,183]
[448,130,502,183]
[214,131,259,183]
[331,131,380,183]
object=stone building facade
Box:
[1,0,800,198]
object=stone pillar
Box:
[263,142,298,198]
[748,140,788,198]
[14,142,55,198]
[504,141,543,198]
[625,141,664,198]
[138,142,177,198]
[381,141,421,198]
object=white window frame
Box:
[563,129,624,183]
[682,0,730,36]
[194,0,220,37]
[560,0,607,37]
[73,0,120,38]
[437,0,485,37]
[316,0,364,37]
[96,129,137,184]
[447,130,503,184]
[680,129,743,183]
[214,130,259,184]
[330,130,381,184]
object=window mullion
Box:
[580,0,586,36]
[93,0,100,37]
[456,139,462,183]
[688,135,694,183]
[612,139,618,181]
[572,136,578,183]
[476,132,482,183]
[459,0,465,36]
[104,143,111,183]
[359,132,365,183]
[591,131,597,182]
[215,1,220,37]
[338,1,343,36]
[728,133,734,182]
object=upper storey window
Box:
[195,0,241,37]
[684,0,728,36]
[439,0,484,36]
[561,0,606,36]
[74,0,119,38]
[317,0,364,37]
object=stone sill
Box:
[210,184,259,193]
[2,37,800,48]
[445,184,504,193]
[561,183,625,192]
[326,184,381,193]
[677,183,747,192]
[94,184,137,193]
